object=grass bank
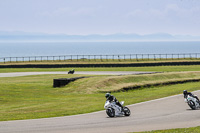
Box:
[0,65,200,73]
[1,72,200,121]
[65,71,200,93]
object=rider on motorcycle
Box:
[68,69,75,73]
[105,93,123,110]
[183,90,200,103]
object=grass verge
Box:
[136,126,200,133]
[0,65,200,73]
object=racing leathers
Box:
[106,95,123,109]
[184,92,200,103]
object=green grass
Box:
[136,126,200,133]
[0,65,200,73]
[1,72,200,121]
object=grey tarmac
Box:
[0,71,157,77]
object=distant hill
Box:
[0,31,200,42]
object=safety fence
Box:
[0,53,200,63]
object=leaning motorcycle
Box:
[185,95,200,110]
[104,100,131,117]
[68,70,75,74]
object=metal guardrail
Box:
[0,53,200,63]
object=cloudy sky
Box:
[0,0,200,35]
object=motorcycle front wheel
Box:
[188,101,196,110]
[124,107,131,116]
[106,108,115,117]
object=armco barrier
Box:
[1,53,200,63]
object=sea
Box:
[0,41,200,58]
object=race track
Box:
[0,71,157,77]
[1,92,200,133]
[0,72,200,133]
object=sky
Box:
[0,0,200,35]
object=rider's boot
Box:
[121,107,124,112]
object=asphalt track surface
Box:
[0,72,200,133]
[0,71,157,77]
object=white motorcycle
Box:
[185,95,200,110]
[104,100,131,117]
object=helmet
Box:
[105,93,111,98]
[183,90,188,95]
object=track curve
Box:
[0,91,200,133]
[0,71,199,132]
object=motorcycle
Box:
[68,69,75,74]
[185,95,200,110]
[104,100,131,117]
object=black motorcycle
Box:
[68,69,75,74]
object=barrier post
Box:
[136,54,138,61]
